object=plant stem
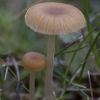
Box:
[78,0,100,82]
[62,22,100,96]
[79,31,100,82]
[84,0,100,67]
[30,71,35,100]
[45,35,57,100]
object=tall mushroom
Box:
[22,52,47,100]
[25,2,85,100]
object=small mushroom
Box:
[22,52,47,100]
[25,2,85,100]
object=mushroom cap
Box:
[22,52,47,71]
[25,2,85,35]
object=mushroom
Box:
[25,2,85,100]
[22,52,47,100]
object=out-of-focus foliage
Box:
[0,0,100,100]
[89,0,100,13]
[0,1,49,58]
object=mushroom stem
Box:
[30,71,35,100]
[45,35,57,100]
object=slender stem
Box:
[30,71,35,100]
[12,56,20,81]
[87,71,93,100]
[45,35,57,100]
[84,0,100,68]
[61,22,100,96]
[79,31,100,82]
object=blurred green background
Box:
[0,0,100,100]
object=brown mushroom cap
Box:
[22,52,47,71]
[25,2,85,35]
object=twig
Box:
[74,83,86,89]
[90,12,100,22]
[88,71,94,100]
[12,56,20,81]
[90,72,100,76]
[59,83,86,98]
[2,61,21,67]
[15,81,23,100]
[11,56,22,100]
[56,88,100,92]
[0,58,5,65]
[4,57,10,80]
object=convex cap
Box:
[25,2,85,35]
[22,52,47,71]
